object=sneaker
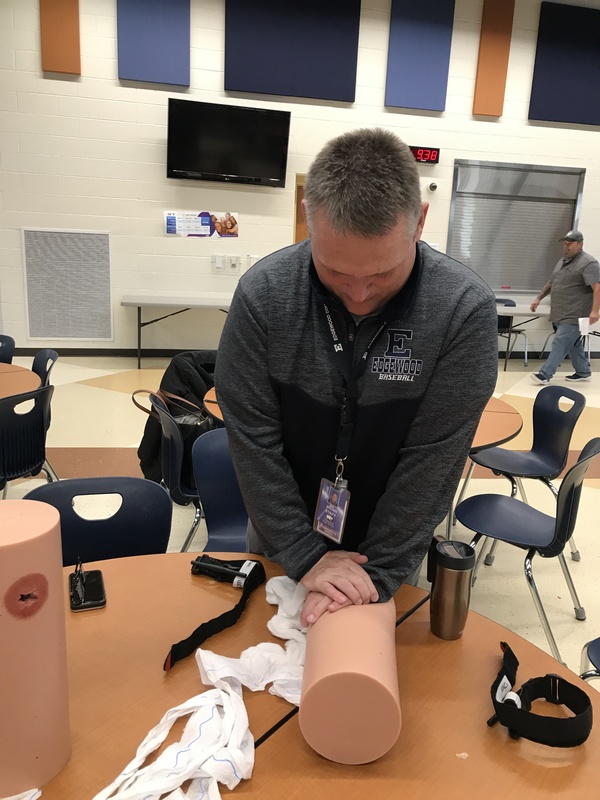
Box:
[565,373,591,382]
[532,373,549,385]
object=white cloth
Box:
[197,576,307,705]
[1,791,41,800]
[91,576,306,800]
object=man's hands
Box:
[300,551,379,626]
[530,298,540,312]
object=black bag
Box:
[133,389,214,489]
[134,351,217,486]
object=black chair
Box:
[455,437,600,664]
[191,428,248,552]
[149,392,202,552]
[452,386,586,564]
[0,334,15,364]
[0,385,56,499]
[32,348,59,385]
[580,638,600,682]
[31,348,60,482]
[496,298,528,372]
[24,476,172,566]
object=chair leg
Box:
[557,552,586,620]
[484,539,499,566]
[538,332,554,359]
[569,536,581,562]
[516,478,529,504]
[42,459,59,482]
[523,548,565,665]
[180,502,202,552]
[452,461,475,526]
[469,534,487,586]
[523,332,528,366]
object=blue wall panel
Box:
[385,0,455,111]
[117,0,190,87]
[529,2,600,125]
[225,0,360,103]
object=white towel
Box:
[90,576,306,800]
[197,576,307,705]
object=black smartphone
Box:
[69,568,107,612]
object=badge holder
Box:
[313,459,351,544]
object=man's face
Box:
[563,239,583,258]
[307,204,429,316]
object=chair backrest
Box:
[544,437,600,558]
[191,428,248,551]
[0,334,15,364]
[149,392,197,505]
[530,385,586,476]
[23,476,173,566]
[495,298,516,334]
[32,348,59,386]
[0,385,54,487]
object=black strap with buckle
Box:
[163,556,266,671]
[487,642,592,747]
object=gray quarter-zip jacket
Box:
[216,239,498,602]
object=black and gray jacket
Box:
[216,239,497,601]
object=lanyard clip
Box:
[334,458,348,490]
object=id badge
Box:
[313,478,351,544]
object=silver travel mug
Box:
[429,540,476,640]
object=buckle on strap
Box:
[488,642,593,748]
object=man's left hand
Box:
[301,590,354,627]
[590,310,599,325]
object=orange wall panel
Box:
[473,0,515,117]
[40,0,81,75]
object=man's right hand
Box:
[531,298,540,312]
[300,550,379,615]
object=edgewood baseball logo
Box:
[371,329,422,381]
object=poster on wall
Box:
[165,211,239,237]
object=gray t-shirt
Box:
[550,250,600,325]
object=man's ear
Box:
[301,199,311,236]
[414,202,429,242]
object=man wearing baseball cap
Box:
[531,230,600,384]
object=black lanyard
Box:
[322,302,387,462]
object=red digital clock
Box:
[409,146,440,164]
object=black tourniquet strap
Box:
[163,558,266,671]
[488,642,593,747]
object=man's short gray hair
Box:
[303,128,422,237]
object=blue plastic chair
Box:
[24,476,172,567]
[0,385,55,498]
[453,386,586,563]
[149,392,202,552]
[32,348,59,386]
[455,437,600,665]
[0,334,15,364]
[31,348,60,482]
[191,428,248,552]
[580,638,600,682]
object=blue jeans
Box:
[538,322,590,379]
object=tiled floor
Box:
[7,354,600,678]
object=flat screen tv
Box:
[167,98,291,188]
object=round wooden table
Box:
[0,363,40,398]
[203,385,224,422]
[31,552,600,799]
[471,395,522,452]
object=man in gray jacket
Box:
[216,128,497,625]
